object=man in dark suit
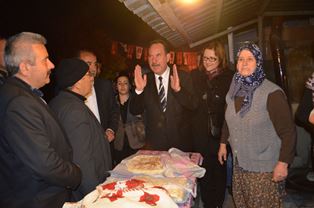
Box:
[0,32,81,208]
[49,58,112,200]
[129,39,197,151]
[78,50,119,143]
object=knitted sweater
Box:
[225,79,282,172]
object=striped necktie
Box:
[158,76,167,112]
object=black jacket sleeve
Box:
[296,88,313,127]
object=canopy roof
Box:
[118,0,314,48]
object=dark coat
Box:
[191,69,233,156]
[114,94,145,151]
[49,90,112,200]
[129,68,197,151]
[0,67,7,86]
[94,78,119,132]
[190,69,233,207]
[296,87,313,128]
[0,77,81,208]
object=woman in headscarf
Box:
[218,41,296,207]
[296,72,314,182]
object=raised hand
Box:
[134,65,147,91]
[309,108,314,124]
[170,64,181,92]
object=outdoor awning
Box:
[117,0,314,48]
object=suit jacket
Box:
[0,77,81,208]
[129,67,197,151]
[94,78,119,132]
[0,66,7,86]
[49,90,112,200]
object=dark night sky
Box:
[1,0,168,99]
[1,0,165,61]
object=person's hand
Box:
[170,64,181,92]
[105,129,115,142]
[309,109,314,125]
[218,143,227,165]
[272,161,288,182]
[134,65,147,91]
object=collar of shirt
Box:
[29,85,48,105]
[154,66,170,96]
[31,87,44,98]
[11,77,47,104]
[13,76,43,98]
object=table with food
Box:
[63,148,205,208]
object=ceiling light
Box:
[180,0,198,4]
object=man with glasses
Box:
[78,50,119,143]
[49,58,112,200]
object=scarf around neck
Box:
[205,67,223,80]
[230,41,266,117]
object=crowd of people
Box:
[0,31,310,208]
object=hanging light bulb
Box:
[180,0,198,4]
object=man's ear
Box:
[19,61,30,76]
[166,53,171,63]
[72,80,81,92]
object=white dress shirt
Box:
[85,86,101,123]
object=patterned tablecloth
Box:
[63,149,204,208]
[110,149,204,208]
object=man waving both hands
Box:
[130,39,197,152]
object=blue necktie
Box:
[158,76,166,112]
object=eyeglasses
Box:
[203,56,218,63]
[86,61,99,68]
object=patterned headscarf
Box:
[305,72,314,104]
[230,41,266,117]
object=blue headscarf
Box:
[230,41,266,117]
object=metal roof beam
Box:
[258,0,271,15]
[189,18,258,48]
[147,0,191,43]
[214,0,224,32]
[263,10,314,16]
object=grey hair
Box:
[4,32,47,75]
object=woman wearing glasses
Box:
[218,42,296,207]
[191,40,233,208]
